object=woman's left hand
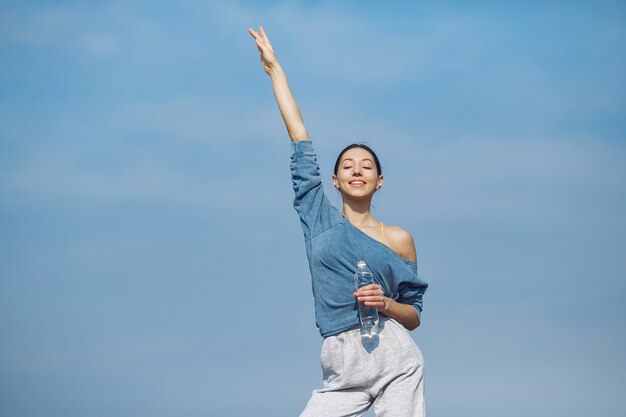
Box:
[353,284,386,310]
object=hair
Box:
[333,143,382,176]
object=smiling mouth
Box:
[348,180,366,186]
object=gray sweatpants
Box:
[300,317,425,417]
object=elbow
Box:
[288,127,309,142]
[406,315,420,331]
[406,321,420,331]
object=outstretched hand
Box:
[248,26,278,75]
[247,25,308,141]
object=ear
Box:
[375,175,384,190]
[332,174,340,189]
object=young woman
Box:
[249,26,428,417]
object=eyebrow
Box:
[341,158,374,163]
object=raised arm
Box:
[249,26,309,142]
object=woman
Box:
[249,26,428,417]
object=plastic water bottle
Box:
[354,260,379,337]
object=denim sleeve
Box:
[291,140,340,240]
[397,262,428,320]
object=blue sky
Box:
[1,1,625,416]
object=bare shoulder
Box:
[384,225,417,262]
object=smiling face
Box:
[332,147,384,201]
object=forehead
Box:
[340,147,375,163]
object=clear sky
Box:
[1,1,625,416]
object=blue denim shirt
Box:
[291,140,428,337]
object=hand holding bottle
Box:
[352,284,386,309]
[354,261,383,337]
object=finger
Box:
[357,291,385,304]
[357,288,384,296]
[362,293,385,302]
[249,29,265,48]
[362,283,381,290]
[259,26,270,42]
[358,294,384,302]
[357,292,375,298]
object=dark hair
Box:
[333,143,382,176]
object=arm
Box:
[380,296,421,330]
[354,229,421,330]
[248,26,309,142]
[355,286,421,330]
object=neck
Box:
[342,199,377,227]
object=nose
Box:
[352,164,362,175]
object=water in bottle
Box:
[354,260,379,337]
